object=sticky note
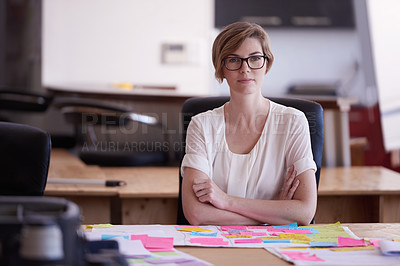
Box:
[337,236,366,247]
[278,234,312,241]
[283,229,313,234]
[131,235,174,252]
[281,251,324,262]
[190,237,229,246]
[248,225,272,230]
[177,227,212,232]
[240,232,267,236]
[227,229,251,234]
[225,234,252,238]
[309,242,337,247]
[330,246,374,252]
[86,224,113,229]
[235,238,263,244]
[368,238,384,248]
[101,234,129,240]
[190,231,218,237]
[144,237,174,250]
[263,239,291,243]
[273,223,298,228]
[221,225,247,231]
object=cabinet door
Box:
[215,0,354,29]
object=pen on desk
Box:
[47,178,127,187]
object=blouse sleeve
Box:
[284,112,317,175]
[181,116,211,178]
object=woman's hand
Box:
[192,176,230,210]
[279,165,299,200]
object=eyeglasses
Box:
[223,55,267,71]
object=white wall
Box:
[43,0,369,104]
[42,0,214,95]
[214,28,369,104]
[365,0,400,151]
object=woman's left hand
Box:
[192,176,230,210]
[279,165,299,200]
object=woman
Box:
[181,22,317,226]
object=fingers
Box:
[279,165,300,200]
[192,178,212,200]
[283,166,297,191]
[287,179,300,199]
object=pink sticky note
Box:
[369,239,382,248]
[130,234,149,245]
[147,248,175,253]
[144,237,174,250]
[267,228,287,233]
[281,251,306,256]
[248,225,273,230]
[283,229,313,234]
[240,231,268,236]
[221,225,247,231]
[281,251,324,262]
[338,236,366,247]
[190,237,229,246]
[235,238,263,244]
[174,225,194,228]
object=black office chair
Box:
[0,122,51,196]
[55,98,170,166]
[177,96,324,225]
[0,89,53,120]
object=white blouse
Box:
[181,100,316,200]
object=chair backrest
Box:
[0,122,51,196]
[177,96,324,225]
[0,89,53,112]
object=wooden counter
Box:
[46,149,400,224]
[317,166,400,223]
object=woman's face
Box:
[223,37,266,96]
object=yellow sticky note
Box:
[290,240,310,245]
[302,222,351,243]
[330,246,374,252]
[278,234,312,241]
[86,224,113,229]
[225,234,252,238]
[177,227,211,232]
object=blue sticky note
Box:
[262,239,291,243]
[190,231,218,237]
[272,223,298,229]
[310,242,338,247]
[306,228,320,234]
[101,234,129,240]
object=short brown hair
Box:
[212,22,274,83]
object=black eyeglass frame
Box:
[223,55,268,71]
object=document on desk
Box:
[85,225,212,265]
[85,222,354,248]
[85,222,400,265]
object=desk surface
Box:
[177,223,400,266]
[46,149,400,224]
[319,166,400,195]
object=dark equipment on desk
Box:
[0,196,128,266]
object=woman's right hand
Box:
[278,165,299,200]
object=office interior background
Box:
[0,0,399,172]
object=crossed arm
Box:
[182,166,317,226]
